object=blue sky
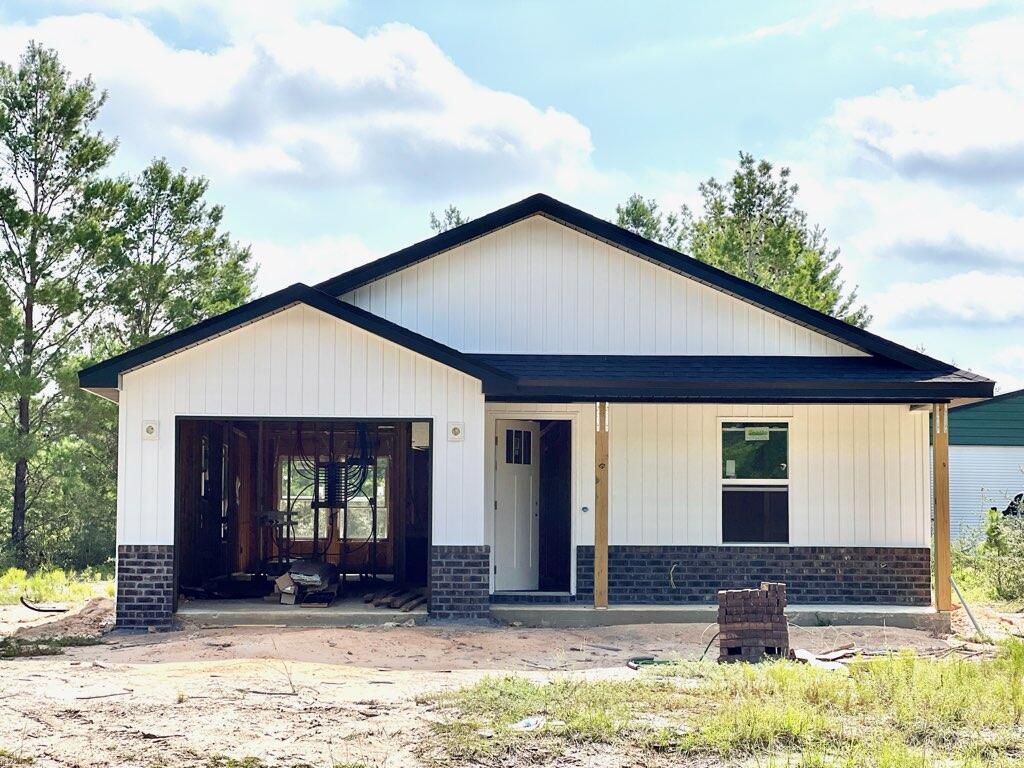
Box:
[1,1,1023,389]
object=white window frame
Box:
[718,417,792,544]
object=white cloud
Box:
[985,345,1024,393]
[831,84,1024,183]
[870,271,1024,328]
[781,6,1024,346]
[721,0,997,45]
[824,15,1024,185]
[251,235,377,294]
[856,0,996,19]
[0,13,597,197]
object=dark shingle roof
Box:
[470,354,991,402]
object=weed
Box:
[0,748,33,766]
[426,674,677,759]
[0,635,102,659]
[205,758,268,768]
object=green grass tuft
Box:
[0,748,34,767]
[427,639,1024,765]
[0,635,103,659]
[0,567,112,605]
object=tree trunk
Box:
[11,293,34,568]
[11,445,28,568]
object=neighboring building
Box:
[79,194,993,629]
[949,389,1024,539]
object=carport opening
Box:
[174,418,431,612]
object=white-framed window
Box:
[720,421,789,543]
[277,456,390,541]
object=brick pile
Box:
[717,581,789,663]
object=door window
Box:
[505,428,532,465]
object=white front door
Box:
[494,420,540,591]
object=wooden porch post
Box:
[594,401,609,609]
[932,403,953,612]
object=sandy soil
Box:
[0,603,982,768]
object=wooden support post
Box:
[594,402,609,609]
[932,403,953,612]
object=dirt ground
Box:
[0,599,998,768]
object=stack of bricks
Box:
[717,581,788,663]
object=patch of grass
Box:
[0,567,112,605]
[205,758,317,768]
[425,674,677,760]
[0,748,34,766]
[427,639,1024,766]
[205,758,268,768]
[0,635,102,659]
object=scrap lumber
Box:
[395,592,424,610]
[388,591,415,608]
[372,589,403,607]
[401,595,426,612]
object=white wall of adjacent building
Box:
[116,303,486,547]
[342,214,866,358]
[950,445,1024,539]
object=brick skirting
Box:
[576,545,932,606]
[430,545,491,620]
[116,544,175,629]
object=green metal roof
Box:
[950,389,1024,446]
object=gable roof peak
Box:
[315,193,964,373]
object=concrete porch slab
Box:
[176,598,427,628]
[491,604,950,632]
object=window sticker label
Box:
[744,426,770,442]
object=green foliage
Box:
[0,44,256,570]
[0,634,102,659]
[953,513,1024,602]
[429,204,467,234]
[0,748,34,766]
[615,194,686,251]
[0,565,111,604]
[98,158,255,349]
[616,152,870,327]
[429,642,1024,765]
[427,674,673,759]
[0,42,120,566]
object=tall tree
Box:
[614,194,685,252]
[429,204,467,234]
[616,153,870,327]
[100,158,255,349]
[0,44,118,566]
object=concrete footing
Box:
[491,604,951,632]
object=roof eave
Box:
[78,284,515,392]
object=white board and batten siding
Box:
[117,303,486,547]
[949,445,1024,539]
[342,215,867,357]
[479,402,930,577]
[606,404,931,548]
